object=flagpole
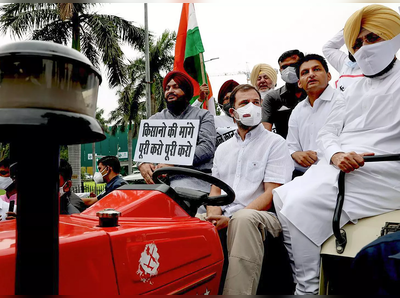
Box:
[199,52,208,109]
[144,3,151,119]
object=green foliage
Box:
[121,29,176,118]
[95,108,110,133]
[0,143,10,161]
[0,3,145,88]
[215,101,221,116]
[84,181,105,188]
[60,145,68,161]
[81,167,86,180]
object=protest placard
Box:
[134,119,200,165]
[216,127,236,146]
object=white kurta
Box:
[286,85,337,171]
[322,29,363,92]
[274,61,400,246]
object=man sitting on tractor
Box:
[205,84,293,295]
[273,4,400,295]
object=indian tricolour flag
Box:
[174,3,215,114]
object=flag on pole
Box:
[174,3,215,114]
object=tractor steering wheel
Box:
[152,167,235,208]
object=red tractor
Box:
[0,168,235,295]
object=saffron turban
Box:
[344,4,400,54]
[163,71,194,100]
[250,63,277,89]
[218,80,239,104]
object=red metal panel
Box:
[149,264,223,295]
[108,220,223,295]
[0,218,119,295]
[0,188,225,295]
[82,190,189,219]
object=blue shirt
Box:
[97,175,128,200]
[351,231,400,295]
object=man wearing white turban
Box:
[273,4,400,295]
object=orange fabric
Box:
[173,3,213,109]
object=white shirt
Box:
[214,113,234,128]
[275,61,400,246]
[318,61,400,162]
[191,96,216,116]
[286,85,337,171]
[322,29,363,92]
[0,200,14,221]
[212,123,293,217]
[193,98,235,130]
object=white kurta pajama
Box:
[286,85,337,172]
[273,61,400,294]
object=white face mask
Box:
[93,172,104,184]
[93,167,108,184]
[0,176,13,190]
[281,66,298,84]
[59,181,67,197]
[354,33,400,76]
[234,102,262,127]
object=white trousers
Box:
[274,192,321,295]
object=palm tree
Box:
[0,3,145,186]
[127,29,176,115]
[147,30,176,114]
[0,3,145,87]
[109,87,146,175]
[108,30,175,175]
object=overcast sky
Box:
[94,2,400,118]
[2,2,399,118]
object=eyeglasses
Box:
[352,33,382,51]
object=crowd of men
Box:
[137,4,400,295]
[1,3,399,296]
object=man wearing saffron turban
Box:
[250,63,277,99]
[273,4,400,295]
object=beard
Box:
[166,95,190,116]
[220,103,232,117]
[236,120,252,130]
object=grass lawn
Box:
[0,182,105,197]
[83,181,106,188]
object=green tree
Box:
[0,143,10,161]
[60,145,68,161]
[0,3,145,186]
[0,3,145,87]
[109,86,146,175]
[127,29,176,115]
